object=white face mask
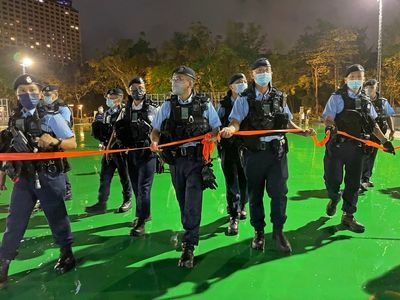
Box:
[171,81,186,96]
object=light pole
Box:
[20,57,33,74]
[377,0,383,93]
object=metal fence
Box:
[0,99,10,126]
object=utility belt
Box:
[160,144,203,165]
[242,138,288,160]
[22,159,64,176]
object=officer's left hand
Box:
[302,128,316,137]
[389,130,395,141]
[383,140,396,155]
[37,134,58,149]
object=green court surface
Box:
[0,125,399,300]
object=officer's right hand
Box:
[150,142,160,152]
[220,127,235,139]
[383,140,396,155]
[325,125,337,136]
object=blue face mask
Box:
[235,82,248,94]
[44,95,53,105]
[347,80,363,91]
[18,93,40,110]
[106,98,114,108]
[254,72,272,87]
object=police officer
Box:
[112,77,158,236]
[360,79,396,191]
[323,65,395,233]
[217,73,248,235]
[95,106,105,122]
[150,66,221,268]
[0,74,77,287]
[221,58,315,253]
[85,88,133,214]
[42,85,73,200]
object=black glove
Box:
[383,140,396,155]
[325,125,337,135]
[201,163,218,190]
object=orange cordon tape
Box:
[0,128,398,161]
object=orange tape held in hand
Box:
[0,128,397,161]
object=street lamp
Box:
[78,104,83,120]
[21,57,33,74]
[376,0,383,93]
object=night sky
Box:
[74,0,400,58]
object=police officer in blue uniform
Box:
[113,77,158,236]
[0,74,77,287]
[217,73,248,235]
[85,88,133,214]
[221,58,315,253]
[95,106,105,122]
[150,66,221,268]
[360,79,396,191]
[42,85,73,200]
[323,65,395,233]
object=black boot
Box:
[326,199,339,217]
[85,202,106,214]
[0,259,10,288]
[272,227,292,253]
[341,213,365,233]
[130,218,145,236]
[227,215,239,236]
[131,215,152,226]
[251,231,265,251]
[115,200,132,213]
[54,245,76,274]
[64,186,72,201]
[178,243,194,268]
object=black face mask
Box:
[132,89,145,100]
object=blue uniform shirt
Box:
[228,87,293,142]
[58,105,72,123]
[378,98,396,117]
[152,94,221,147]
[323,89,378,120]
[40,111,74,140]
[217,96,236,120]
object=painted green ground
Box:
[0,125,399,300]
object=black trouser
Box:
[324,139,363,215]
[0,172,73,260]
[241,147,288,232]
[170,156,203,246]
[220,146,247,216]
[98,153,132,203]
[361,147,379,182]
[127,152,156,220]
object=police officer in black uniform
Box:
[42,85,73,200]
[360,79,396,191]
[112,77,158,236]
[85,88,133,214]
[322,65,395,233]
[217,73,248,235]
[150,66,220,268]
[221,58,315,253]
[0,74,77,287]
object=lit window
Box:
[46,44,51,48]
[35,41,40,45]
[30,45,34,48]
[10,37,15,41]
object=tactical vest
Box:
[115,99,153,148]
[91,106,122,144]
[220,92,234,127]
[371,94,388,134]
[240,84,289,150]
[160,93,211,142]
[7,109,64,176]
[219,91,241,151]
[334,86,375,138]
[54,99,74,127]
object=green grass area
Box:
[0,125,399,300]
